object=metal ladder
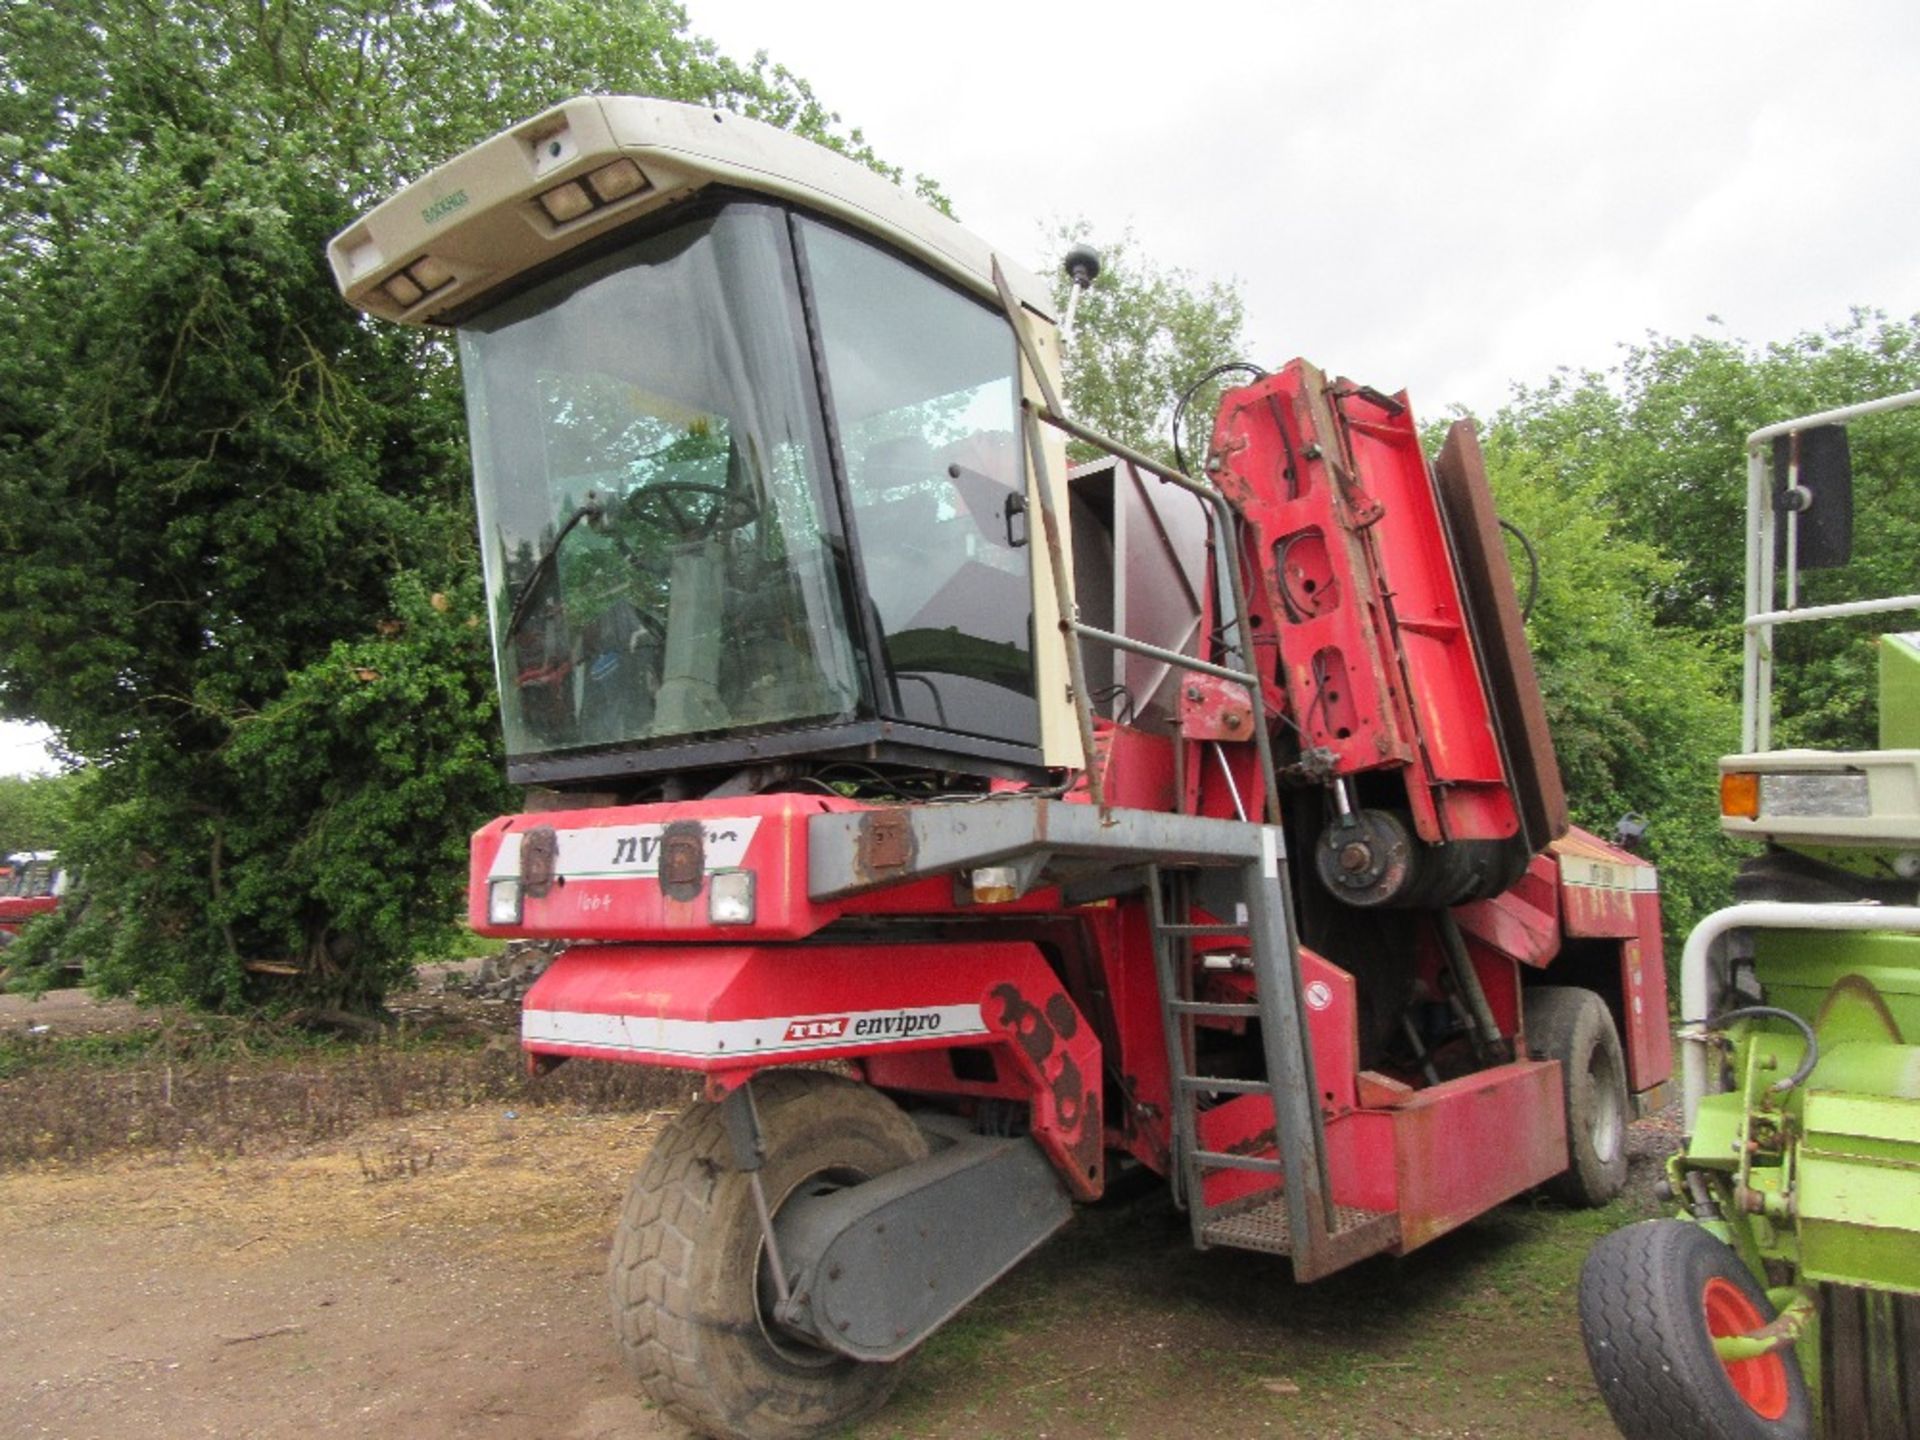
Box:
[1145,857,1400,1280]
[989,258,1396,1279]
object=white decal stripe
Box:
[523,1003,988,1059]
[1561,863,1661,893]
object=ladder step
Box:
[1168,999,1261,1018]
[1200,1197,1402,1261]
[1177,1075,1270,1096]
[1191,1149,1285,1174]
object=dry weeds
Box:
[0,998,689,1168]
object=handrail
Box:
[990,259,1281,823]
[1740,390,1920,752]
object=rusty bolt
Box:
[1339,842,1372,873]
[1186,686,1203,702]
[1225,713,1243,729]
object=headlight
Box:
[708,870,755,925]
[488,879,523,925]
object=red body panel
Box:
[482,359,1676,1282]
[1210,363,1519,844]
[1455,853,1562,969]
[1197,1057,1567,1254]
[1359,1059,1567,1252]
[1550,830,1672,1092]
[470,794,854,942]
[523,939,1105,1198]
[0,896,58,935]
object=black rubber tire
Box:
[1581,1219,1812,1440]
[1525,984,1629,1206]
[609,1070,930,1440]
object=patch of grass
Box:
[0,1029,688,1168]
[0,1019,358,1079]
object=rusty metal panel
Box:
[1385,1059,1567,1253]
[1553,828,1652,939]
[1431,421,1569,849]
[1177,674,1255,742]
[1210,364,1521,844]
[857,809,914,875]
[1622,897,1673,1092]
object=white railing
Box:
[1740,389,1920,751]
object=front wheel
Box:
[1580,1219,1812,1440]
[609,1070,930,1440]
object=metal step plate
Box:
[1201,1196,1400,1262]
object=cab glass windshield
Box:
[459,204,861,760]
[456,200,1036,771]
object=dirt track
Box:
[1,1107,677,1440]
[0,976,1666,1440]
[0,1093,1665,1440]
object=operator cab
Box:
[1,852,63,900]
[330,98,1077,790]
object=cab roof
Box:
[328,95,1055,328]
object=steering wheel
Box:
[623,481,757,539]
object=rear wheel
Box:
[609,1070,929,1440]
[1525,985,1628,1206]
[1580,1219,1812,1440]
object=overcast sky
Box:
[6,2,1915,777]
[683,0,1920,412]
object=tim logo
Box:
[783,1017,849,1042]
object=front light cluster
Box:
[486,869,756,927]
[536,159,651,225]
[382,253,456,310]
[1721,769,1871,820]
[708,870,756,925]
[488,878,522,926]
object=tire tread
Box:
[1579,1218,1811,1440]
[608,1070,924,1440]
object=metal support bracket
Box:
[721,1081,794,1311]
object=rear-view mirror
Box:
[1773,423,1852,570]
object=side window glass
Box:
[798,219,1037,746]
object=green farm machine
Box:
[1580,392,1920,1439]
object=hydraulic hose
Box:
[1698,1004,1819,1098]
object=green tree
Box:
[1048,225,1250,469]
[1476,434,1741,942]
[1491,312,1920,748]
[0,771,88,857]
[0,0,910,1011]
[1476,312,1920,941]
